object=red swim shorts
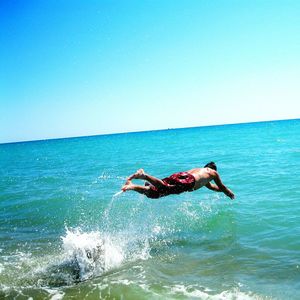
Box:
[147,172,195,199]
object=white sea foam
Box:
[44,288,65,300]
[168,284,265,300]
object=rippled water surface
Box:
[1,119,300,299]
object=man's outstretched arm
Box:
[205,182,221,192]
[206,172,235,199]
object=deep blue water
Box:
[0,119,300,299]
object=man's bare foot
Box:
[122,182,135,192]
[131,169,145,180]
[127,169,145,181]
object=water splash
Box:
[55,226,152,284]
[102,190,123,230]
[113,190,123,197]
[61,229,124,281]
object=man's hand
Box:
[225,189,235,200]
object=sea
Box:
[0,119,299,300]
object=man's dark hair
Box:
[204,161,217,171]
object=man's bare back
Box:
[186,168,215,189]
[122,162,235,200]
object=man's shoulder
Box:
[187,168,202,173]
[206,168,218,177]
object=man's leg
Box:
[122,181,150,195]
[128,169,166,189]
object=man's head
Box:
[204,161,217,171]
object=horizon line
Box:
[1,117,299,146]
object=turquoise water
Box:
[1,119,300,299]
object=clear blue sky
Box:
[1,0,299,143]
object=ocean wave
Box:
[166,284,267,299]
[80,280,269,300]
